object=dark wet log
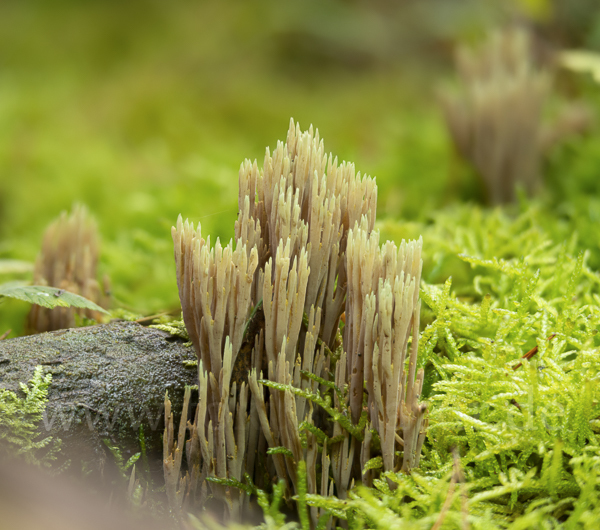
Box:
[0,321,197,475]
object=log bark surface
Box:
[0,321,197,472]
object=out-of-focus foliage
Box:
[561,50,600,83]
[0,0,518,335]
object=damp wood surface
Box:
[0,321,197,473]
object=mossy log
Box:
[0,321,197,474]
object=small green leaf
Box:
[0,283,108,313]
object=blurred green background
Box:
[1,0,600,336]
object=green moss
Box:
[0,365,59,465]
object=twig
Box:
[431,469,458,530]
[0,329,11,341]
[512,333,557,371]
[432,449,467,530]
[134,313,173,325]
[510,333,557,410]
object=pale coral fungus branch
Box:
[163,387,191,518]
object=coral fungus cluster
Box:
[26,204,109,333]
[167,119,426,524]
[441,28,549,204]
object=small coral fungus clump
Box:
[26,205,109,333]
[441,28,549,204]
[168,119,426,523]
